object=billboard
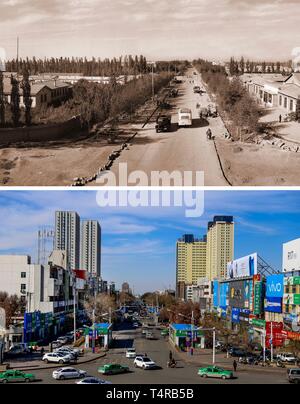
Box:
[265,297,283,313]
[229,281,246,309]
[227,253,258,279]
[283,239,300,273]
[266,274,284,298]
[219,283,229,309]
[284,294,300,305]
[213,281,219,308]
[285,276,300,286]
[254,281,264,315]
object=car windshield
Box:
[143,358,152,362]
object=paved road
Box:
[28,325,288,385]
[109,69,229,187]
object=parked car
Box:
[51,341,63,350]
[161,329,169,337]
[198,366,233,380]
[42,352,71,364]
[0,370,36,384]
[77,377,112,385]
[146,332,155,340]
[55,348,77,360]
[98,364,129,375]
[134,356,157,370]
[57,336,69,345]
[126,348,137,359]
[228,348,247,358]
[193,86,202,94]
[287,368,300,384]
[52,368,87,381]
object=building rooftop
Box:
[3,77,70,96]
[279,83,300,99]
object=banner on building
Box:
[213,281,219,308]
[254,282,263,315]
[232,308,241,324]
[283,239,300,273]
[227,253,258,279]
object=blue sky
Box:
[0,190,300,293]
[0,0,299,61]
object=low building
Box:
[3,77,71,109]
[169,324,205,351]
[241,73,300,112]
[84,323,113,350]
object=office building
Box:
[55,211,80,270]
[206,216,234,280]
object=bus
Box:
[178,108,192,127]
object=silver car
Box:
[53,367,87,380]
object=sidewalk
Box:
[169,343,287,375]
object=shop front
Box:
[169,324,205,351]
[84,323,113,350]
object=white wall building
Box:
[0,252,75,315]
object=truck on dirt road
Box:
[178,108,193,127]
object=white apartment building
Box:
[0,252,75,315]
[55,211,80,270]
[81,220,101,278]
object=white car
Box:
[134,356,157,370]
[42,352,71,364]
[77,377,112,385]
[126,348,137,359]
[53,367,87,380]
[278,353,298,363]
[55,348,78,359]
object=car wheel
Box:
[222,376,226,380]
[25,379,30,383]
[2,379,8,384]
[203,374,208,378]
[45,360,49,364]
[60,376,65,381]
[59,360,64,364]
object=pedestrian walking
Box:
[233,360,238,373]
[279,114,282,123]
[41,347,45,357]
[169,351,173,362]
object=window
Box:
[21,272,26,278]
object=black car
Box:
[156,115,172,133]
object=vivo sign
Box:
[266,274,284,298]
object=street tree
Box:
[0,71,5,127]
[21,69,32,126]
[0,292,26,328]
[84,293,117,323]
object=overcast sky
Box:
[0,0,299,61]
[1,190,300,294]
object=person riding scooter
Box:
[167,358,177,368]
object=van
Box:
[287,368,300,384]
[178,109,192,127]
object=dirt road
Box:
[106,69,229,187]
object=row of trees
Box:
[39,72,173,129]
[0,292,26,329]
[229,57,292,76]
[0,70,32,128]
[195,59,262,139]
[6,55,149,77]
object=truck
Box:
[178,108,192,127]
[156,115,172,133]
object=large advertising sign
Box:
[284,294,300,305]
[229,281,246,309]
[213,281,219,308]
[254,281,264,315]
[220,283,229,309]
[285,276,300,286]
[283,239,300,273]
[266,274,284,298]
[265,297,283,313]
[227,253,258,279]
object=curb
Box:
[7,353,107,372]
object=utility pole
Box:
[151,62,155,101]
[213,328,216,365]
[73,285,77,345]
[92,308,96,354]
[16,37,19,80]
[271,322,274,363]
